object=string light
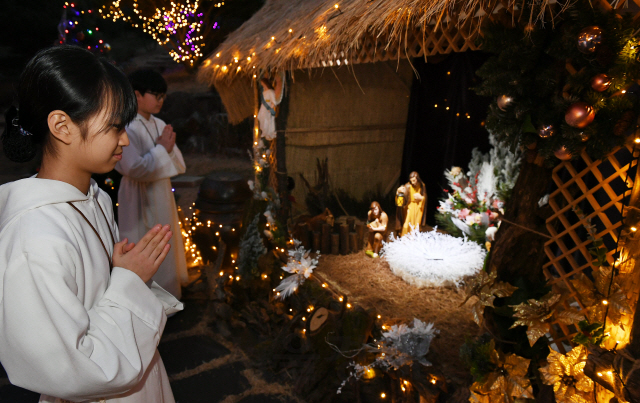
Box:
[102,0,217,65]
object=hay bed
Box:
[315,252,477,390]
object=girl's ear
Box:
[47,110,75,145]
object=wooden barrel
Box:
[194,172,252,262]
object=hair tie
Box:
[11,115,33,137]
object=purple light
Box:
[69,21,74,26]
[212,22,218,29]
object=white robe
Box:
[257,88,278,140]
[116,114,188,299]
[0,177,183,402]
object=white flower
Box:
[247,180,254,190]
[264,209,276,225]
[450,166,462,177]
[486,226,498,241]
[261,191,268,200]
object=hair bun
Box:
[2,106,37,163]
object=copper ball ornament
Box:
[538,124,555,139]
[590,74,611,92]
[554,146,572,161]
[577,26,603,54]
[565,102,595,128]
[579,132,590,142]
[497,95,513,111]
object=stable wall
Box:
[285,60,413,207]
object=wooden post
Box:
[297,222,310,250]
[321,223,331,254]
[347,217,355,232]
[312,231,321,252]
[339,224,349,255]
[331,233,340,255]
[349,232,357,253]
[355,222,365,250]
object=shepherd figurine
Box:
[366,201,388,258]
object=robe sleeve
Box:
[98,189,183,316]
[116,123,182,182]
[0,218,167,401]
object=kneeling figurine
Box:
[366,201,388,258]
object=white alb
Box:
[116,113,189,299]
[0,177,182,402]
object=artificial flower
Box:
[461,267,517,326]
[539,346,594,403]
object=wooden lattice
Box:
[542,144,639,353]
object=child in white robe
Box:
[116,69,188,300]
[0,46,181,402]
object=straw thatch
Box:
[198,0,605,89]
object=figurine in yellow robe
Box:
[397,171,427,236]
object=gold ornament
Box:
[577,26,603,54]
[510,292,584,346]
[571,266,631,324]
[461,267,517,326]
[497,95,513,111]
[539,346,594,403]
[468,342,534,403]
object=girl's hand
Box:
[112,224,172,283]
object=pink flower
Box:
[492,199,504,209]
[489,211,500,221]
[474,213,483,225]
[458,208,471,219]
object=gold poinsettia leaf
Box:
[461,268,497,306]
[462,267,517,326]
[570,273,597,308]
[593,266,613,296]
[470,302,486,327]
[539,346,594,403]
[524,323,551,347]
[471,348,533,402]
[556,309,585,325]
[510,292,563,346]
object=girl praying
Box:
[0,46,182,402]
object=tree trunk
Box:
[486,157,553,285]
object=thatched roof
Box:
[198,0,500,86]
[197,0,610,122]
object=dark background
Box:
[403,52,492,225]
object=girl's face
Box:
[76,109,130,174]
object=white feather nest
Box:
[381,228,486,287]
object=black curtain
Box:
[402,52,492,226]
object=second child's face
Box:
[136,91,165,116]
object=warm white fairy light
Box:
[101,0,213,64]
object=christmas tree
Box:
[57,1,111,54]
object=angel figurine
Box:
[257,73,284,141]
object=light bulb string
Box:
[602,143,639,328]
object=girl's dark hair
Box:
[128,69,167,95]
[2,45,137,163]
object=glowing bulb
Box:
[322,283,327,288]
[430,378,436,384]
[339,296,343,302]
[377,314,381,319]
[219,271,223,276]
[622,90,627,94]
[334,3,339,8]
[380,393,386,398]
[602,300,608,305]
[635,138,640,144]
[632,226,637,232]
[597,372,603,376]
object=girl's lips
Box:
[113,153,122,161]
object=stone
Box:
[214,302,233,321]
[158,335,230,376]
[170,362,250,403]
